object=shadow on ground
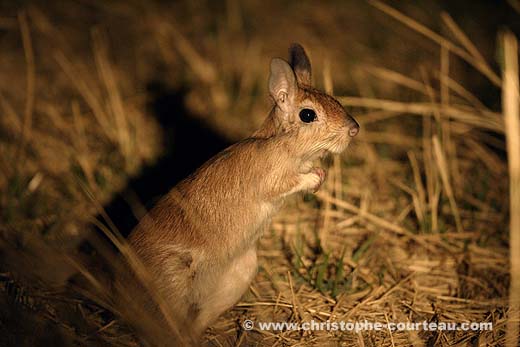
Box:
[101,82,233,237]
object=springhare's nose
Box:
[348,118,359,137]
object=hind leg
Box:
[192,247,258,335]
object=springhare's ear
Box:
[268,58,297,112]
[289,43,312,86]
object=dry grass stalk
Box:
[157,20,217,84]
[408,151,427,224]
[388,177,425,227]
[54,52,113,139]
[436,73,488,110]
[319,58,337,250]
[440,45,450,107]
[361,131,421,146]
[92,29,132,170]
[316,191,439,252]
[16,12,35,170]
[421,70,441,233]
[338,96,503,132]
[368,0,501,87]
[364,65,429,95]
[432,136,463,233]
[81,183,189,346]
[502,31,520,347]
[440,12,487,65]
[439,43,459,195]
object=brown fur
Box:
[127,43,359,344]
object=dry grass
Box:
[502,31,520,347]
[0,1,518,346]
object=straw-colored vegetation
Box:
[0,1,518,346]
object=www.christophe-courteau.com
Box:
[242,319,493,332]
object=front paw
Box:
[310,167,326,192]
[298,168,326,193]
[285,168,327,196]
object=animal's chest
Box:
[245,201,280,242]
[257,201,277,222]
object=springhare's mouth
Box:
[329,138,353,155]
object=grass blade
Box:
[502,31,520,347]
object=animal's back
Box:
[128,136,288,256]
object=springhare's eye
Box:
[299,108,317,123]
